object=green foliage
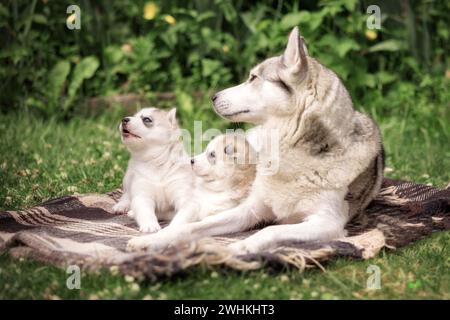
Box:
[64,56,100,112]
[0,0,449,118]
[47,60,71,111]
[26,56,99,118]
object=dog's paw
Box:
[228,240,258,256]
[138,222,161,233]
[112,201,130,214]
[126,236,153,251]
[126,233,171,252]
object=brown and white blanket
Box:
[0,178,449,281]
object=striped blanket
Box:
[1,178,449,281]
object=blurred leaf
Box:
[342,0,358,11]
[308,11,325,31]
[0,45,28,63]
[47,60,70,105]
[201,59,221,77]
[419,74,433,87]
[437,21,449,40]
[404,57,420,74]
[240,5,267,33]
[369,40,405,53]
[363,74,376,88]
[159,31,177,49]
[215,0,237,23]
[196,11,215,23]
[64,56,99,111]
[32,14,47,24]
[0,3,9,17]
[176,91,194,115]
[104,46,124,65]
[280,11,311,29]
[376,71,397,84]
[335,38,360,57]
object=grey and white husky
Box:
[127,27,384,254]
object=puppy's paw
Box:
[138,222,161,233]
[112,201,130,214]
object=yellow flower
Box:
[143,2,158,20]
[66,13,76,25]
[222,45,230,53]
[365,30,377,41]
[164,15,176,25]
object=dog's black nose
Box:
[190,158,195,165]
[212,94,218,102]
[122,117,130,124]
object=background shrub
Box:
[0,0,449,119]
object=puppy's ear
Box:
[167,108,178,128]
[282,27,308,81]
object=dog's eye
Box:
[142,117,153,126]
[249,74,257,83]
[209,151,216,158]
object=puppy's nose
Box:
[211,94,218,102]
[190,158,195,165]
[122,117,130,124]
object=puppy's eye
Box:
[249,74,257,83]
[142,117,153,126]
[209,151,216,158]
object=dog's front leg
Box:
[228,209,347,255]
[131,195,161,233]
[127,196,270,251]
[112,193,131,214]
[169,204,199,226]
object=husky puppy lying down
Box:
[169,133,257,226]
[127,27,384,254]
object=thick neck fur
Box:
[258,57,381,191]
[129,139,187,169]
[263,57,355,149]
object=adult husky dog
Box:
[127,27,384,254]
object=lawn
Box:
[0,90,448,299]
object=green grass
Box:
[0,89,449,299]
[1,231,449,299]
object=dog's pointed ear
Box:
[167,107,178,128]
[282,27,308,74]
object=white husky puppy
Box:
[169,133,257,226]
[127,27,384,253]
[113,107,193,233]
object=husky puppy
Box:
[169,133,257,226]
[113,107,193,233]
[127,27,384,253]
